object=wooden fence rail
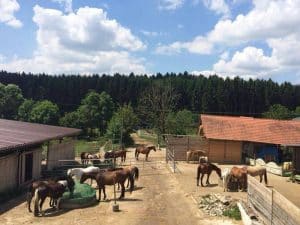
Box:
[247,176,300,225]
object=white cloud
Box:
[177,24,184,29]
[203,0,230,17]
[156,36,213,54]
[51,0,73,13]
[159,0,184,10]
[0,0,22,28]
[140,30,166,37]
[0,5,147,75]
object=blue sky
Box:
[1,0,300,84]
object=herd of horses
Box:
[27,144,155,217]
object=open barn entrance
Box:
[24,153,33,182]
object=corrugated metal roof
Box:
[0,119,81,153]
[200,114,300,146]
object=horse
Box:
[135,145,156,161]
[117,166,139,190]
[80,152,101,165]
[104,149,128,162]
[95,169,134,201]
[221,168,231,192]
[27,176,74,213]
[67,166,100,185]
[186,150,206,163]
[247,165,268,185]
[230,166,248,191]
[196,162,222,187]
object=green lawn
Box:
[75,138,107,157]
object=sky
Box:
[1,0,300,84]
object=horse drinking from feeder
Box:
[67,166,101,185]
[230,166,248,191]
[135,145,156,161]
[196,162,222,187]
[80,152,101,165]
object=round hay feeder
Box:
[60,182,97,209]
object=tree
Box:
[59,111,82,128]
[166,109,196,135]
[18,99,35,121]
[262,104,293,120]
[106,105,138,146]
[77,91,114,135]
[0,83,24,119]
[29,100,60,125]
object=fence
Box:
[247,175,300,225]
[164,134,208,161]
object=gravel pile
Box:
[198,194,237,217]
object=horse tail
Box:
[264,169,268,185]
[133,167,139,180]
[129,173,134,193]
[196,165,201,186]
[135,148,138,158]
[33,189,40,216]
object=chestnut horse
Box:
[80,152,101,165]
[104,149,128,162]
[230,166,248,191]
[95,169,134,201]
[27,176,74,213]
[196,162,222,187]
[135,145,156,161]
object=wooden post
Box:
[173,148,175,173]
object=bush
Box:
[223,204,241,220]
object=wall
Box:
[0,154,18,192]
[20,147,42,184]
[47,139,75,170]
[208,140,242,163]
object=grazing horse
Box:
[104,149,128,162]
[95,169,134,201]
[221,168,231,192]
[67,166,100,185]
[230,166,248,191]
[186,150,206,163]
[196,162,222,187]
[27,176,74,213]
[135,145,156,161]
[80,152,101,165]
[247,165,268,185]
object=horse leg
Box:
[136,152,139,160]
[206,172,211,185]
[201,174,205,187]
[40,196,46,216]
[145,153,148,161]
[103,186,107,200]
[119,182,125,199]
[56,198,61,211]
[259,175,263,183]
[117,182,120,190]
[27,192,33,212]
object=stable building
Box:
[200,114,300,172]
[0,119,81,192]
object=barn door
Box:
[24,153,33,181]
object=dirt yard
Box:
[0,145,243,225]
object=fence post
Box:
[271,189,273,225]
[173,148,175,173]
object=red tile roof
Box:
[0,119,81,154]
[200,114,300,146]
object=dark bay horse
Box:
[135,145,156,161]
[95,169,134,201]
[104,149,128,162]
[80,152,101,165]
[230,166,248,191]
[196,162,222,187]
[27,176,74,213]
[32,176,74,216]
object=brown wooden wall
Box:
[294,147,300,172]
[208,140,242,164]
[20,147,42,184]
[0,154,18,192]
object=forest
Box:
[0,70,300,144]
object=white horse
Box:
[67,166,100,185]
[221,168,231,192]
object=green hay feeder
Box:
[60,182,97,209]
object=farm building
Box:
[0,119,81,192]
[200,114,300,174]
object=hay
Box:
[60,182,97,209]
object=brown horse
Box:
[95,169,134,201]
[117,166,139,190]
[135,145,156,161]
[33,176,74,216]
[247,165,268,184]
[196,162,222,187]
[80,152,101,165]
[186,150,206,163]
[27,176,74,213]
[104,149,128,162]
[230,166,248,191]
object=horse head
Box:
[149,145,156,152]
